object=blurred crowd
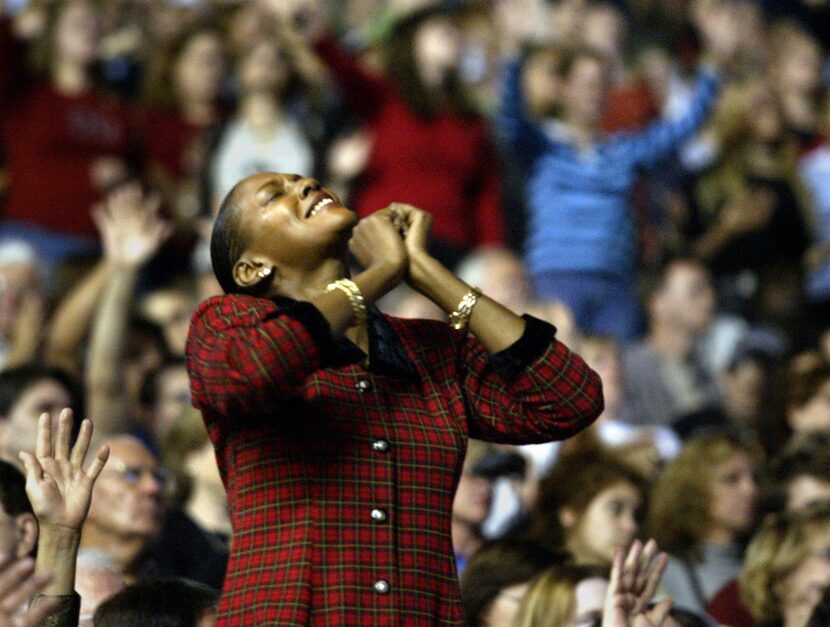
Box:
[1,0,830,624]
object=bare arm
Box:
[310,208,408,337]
[394,205,525,354]
[20,409,108,615]
[43,261,112,374]
[86,185,171,439]
[4,288,44,369]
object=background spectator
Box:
[0,0,830,622]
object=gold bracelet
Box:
[326,278,367,326]
[448,287,482,331]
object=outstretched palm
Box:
[19,409,109,532]
[92,183,172,268]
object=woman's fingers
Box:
[85,445,110,482]
[621,538,642,594]
[0,557,35,606]
[34,413,52,460]
[53,409,73,461]
[0,570,50,614]
[634,538,658,593]
[18,595,62,627]
[70,418,93,467]
[18,452,44,484]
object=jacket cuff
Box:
[32,592,80,627]
[273,298,341,367]
[489,315,556,380]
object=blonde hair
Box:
[740,501,830,625]
[695,77,810,231]
[646,431,758,560]
[512,564,606,627]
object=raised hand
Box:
[0,554,59,627]
[18,409,109,533]
[348,209,408,293]
[264,0,327,42]
[92,183,173,268]
[602,539,672,627]
[693,0,742,68]
[383,203,437,294]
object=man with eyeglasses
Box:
[80,435,227,590]
[80,436,166,582]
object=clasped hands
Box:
[347,204,436,295]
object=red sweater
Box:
[0,18,133,238]
[316,37,504,251]
[139,107,205,184]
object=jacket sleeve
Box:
[186,294,339,417]
[314,34,391,120]
[495,58,550,168]
[457,316,604,444]
[614,66,721,170]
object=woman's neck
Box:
[180,99,218,127]
[270,258,347,302]
[703,527,735,548]
[268,257,372,352]
[52,59,90,95]
[240,92,283,134]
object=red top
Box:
[602,77,660,133]
[706,578,756,627]
[139,107,205,184]
[0,18,133,238]
[186,295,603,625]
[316,37,505,251]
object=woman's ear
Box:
[232,257,276,291]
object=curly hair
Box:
[529,450,646,551]
[645,430,759,560]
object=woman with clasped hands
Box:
[186,172,604,625]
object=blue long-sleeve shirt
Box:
[498,60,721,281]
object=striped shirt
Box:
[498,60,720,280]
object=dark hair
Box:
[0,365,81,419]
[127,316,170,363]
[460,539,561,626]
[0,461,33,518]
[639,255,707,305]
[530,450,646,551]
[760,431,830,515]
[142,22,227,110]
[384,3,476,120]
[210,183,249,295]
[763,358,830,458]
[556,45,610,82]
[93,577,218,627]
[139,357,188,411]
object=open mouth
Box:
[306,193,335,219]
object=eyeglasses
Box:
[104,460,174,491]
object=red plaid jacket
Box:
[186,294,603,625]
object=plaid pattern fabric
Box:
[186,294,603,625]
